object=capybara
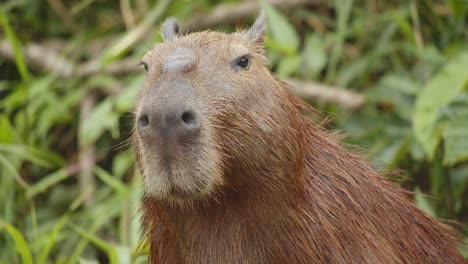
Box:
[133,12,465,263]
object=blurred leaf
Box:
[95,167,128,194]
[26,167,70,198]
[1,84,27,111]
[413,50,468,159]
[451,164,468,203]
[0,115,14,143]
[374,134,411,168]
[102,0,172,63]
[449,0,466,17]
[326,0,353,82]
[276,55,301,78]
[68,222,120,264]
[262,2,299,55]
[379,74,420,95]
[0,144,63,168]
[392,12,414,45]
[115,75,144,112]
[302,34,327,77]
[80,100,119,145]
[112,152,134,179]
[414,188,436,218]
[0,221,33,264]
[443,119,468,165]
[38,214,69,264]
[129,178,144,250]
[436,101,468,157]
[0,10,30,81]
[0,154,29,189]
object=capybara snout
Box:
[136,78,202,142]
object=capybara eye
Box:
[235,55,250,70]
[139,61,149,72]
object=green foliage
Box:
[413,51,468,160]
[0,10,30,81]
[0,222,34,264]
[1,0,467,262]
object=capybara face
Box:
[134,13,297,203]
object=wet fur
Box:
[135,15,465,264]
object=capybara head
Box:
[134,12,302,204]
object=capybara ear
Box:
[247,10,266,47]
[162,18,180,41]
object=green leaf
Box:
[80,100,119,145]
[26,168,70,198]
[302,34,327,77]
[0,144,63,168]
[413,50,468,159]
[68,222,120,264]
[112,151,134,179]
[276,55,301,78]
[0,221,34,264]
[379,74,420,95]
[115,75,144,112]
[0,10,30,82]
[0,153,29,189]
[326,0,353,82]
[95,167,128,194]
[101,0,172,63]
[262,2,299,55]
[414,188,436,218]
[443,115,468,165]
[439,95,468,165]
[392,13,414,45]
[0,115,15,143]
[448,0,466,17]
[38,214,70,264]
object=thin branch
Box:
[79,95,97,207]
[286,79,365,110]
[182,0,318,32]
[0,40,140,77]
[120,0,136,29]
[0,39,75,77]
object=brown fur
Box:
[134,14,465,263]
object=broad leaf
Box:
[262,2,299,55]
[80,100,119,145]
[413,50,468,159]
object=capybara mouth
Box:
[139,136,222,201]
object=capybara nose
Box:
[137,108,201,140]
[162,108,201,136]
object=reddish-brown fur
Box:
[135,13,465,263]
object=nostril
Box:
[138,114,150,128]
[181,111,197,126]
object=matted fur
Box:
[134,14,465,264]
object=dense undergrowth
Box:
[0,0,467,262]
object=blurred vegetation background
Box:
[0,0,467,263]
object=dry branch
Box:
[182,0,318,32]
[0,40,75,77]
[0,40,140,77]
[286,79,365,110]
[79,94,97,207]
